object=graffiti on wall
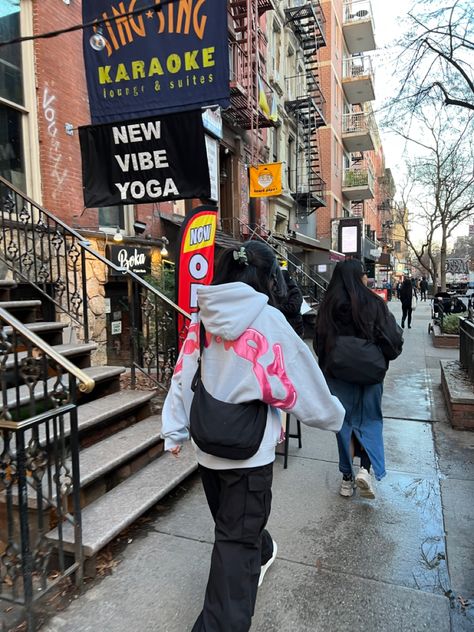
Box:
[42,86,68,198]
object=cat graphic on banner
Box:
[249,163,282,198]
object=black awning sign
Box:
[79,110,211,207]
[108,245,151,276]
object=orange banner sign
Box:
[249,163,282,198]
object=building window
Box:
[0,4,26,191]
[394,241,401,252]
[99,206,125,230]
[272,127,279,163]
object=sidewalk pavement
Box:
[43,300,473,632]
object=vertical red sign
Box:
[175,205,218,348]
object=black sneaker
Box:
[258,540,278,587]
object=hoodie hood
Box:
[197,282,269,340]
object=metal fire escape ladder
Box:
[285,3,327,219]
[227,0,277,136]
[248,0,260,164]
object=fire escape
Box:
[284,2,327,221]
[227,0,277,151]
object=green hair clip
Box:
[233,246,249,266]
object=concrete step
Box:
[0,299,42,310]
[77,415,163,488]
[8,414,163,509]
[4,344,97,389]
[3,342,97,371]
[0,299,42,323]
[46,441,197,558]
[3,320,67,345]
[76,389,155,436]
[5,364,125,410]
[1,390,154,457]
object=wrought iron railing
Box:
[79,244,190,390]
[343,54,374,80]
[0,176,190,393]
[0,307,94,631]
[343,0,374,24]
[220,217,328,303]
[342,110,375,135]
[0,177,90,342]
[459,317,474,383]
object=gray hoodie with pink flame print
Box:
[161,282,344,470]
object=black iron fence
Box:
[79,244,190,390]
[0,178,89,342]
[0,176,189,393]
[0,307,94,631]
[459,317,474,383]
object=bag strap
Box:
[191,320,206,391]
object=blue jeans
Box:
[326,378,386,481]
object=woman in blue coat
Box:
[314,259,403,499]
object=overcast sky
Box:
[371,0,413,174]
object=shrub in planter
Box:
[441,314,461,335]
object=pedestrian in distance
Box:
[161,240,345,632]
[396,280,402,301]
[277,265,304,338]
[314,259,403,500]
[400,277,415,328]
[420,276,428,301]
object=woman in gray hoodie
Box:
[161,241,344,632]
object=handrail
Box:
[0,175,86,244]
[79,243,191,320]
[0,175,191,320]
[0,307,95,393]
[230,218,328,295]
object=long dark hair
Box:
[317,259,386,349]
[212,240,286,306]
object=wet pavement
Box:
[42,300,473,632]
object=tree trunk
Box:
[440,230,447,291]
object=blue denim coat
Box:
[326,377,386,481]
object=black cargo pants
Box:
[191,462,274,632]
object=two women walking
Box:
[162,248,402,631]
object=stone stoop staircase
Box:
[0,279,197,574]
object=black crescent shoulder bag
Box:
[189,322,268,460]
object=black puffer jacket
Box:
[278,270,304,338]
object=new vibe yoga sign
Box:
[79,110,211,206]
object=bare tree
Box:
[393,108,474,291]
[394,196,441,290]
[390,0,474,116]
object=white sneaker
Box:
[339,478,354,497]
[355,467,375,499]
[258,540,277,587]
